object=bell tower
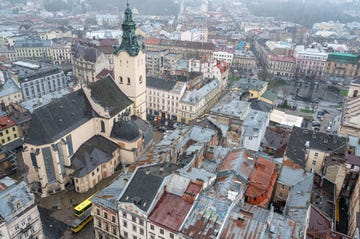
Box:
[113,2,146,120]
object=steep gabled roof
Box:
[71,135,118,178]
[88,77,133,117]
[26,90,94,145]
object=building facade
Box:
[6,60,67,101]
[179,80,221,124]
[14,37,53,62]
[147,77,186,121]
[293,45,328,80]
[323,52,360,83]
[0,77,23,106]
[144,38,215,59]
[72,42,110,85]
[0,177,44,239]
[0,115,22,147]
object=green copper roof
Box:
[114,2,142,56]
[327,52,359,64]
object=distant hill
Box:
[247,1,358,27]
[87,0,179,15]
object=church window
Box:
[119,76,123,84]
[100,121,105,133]
[127,77,131,85]
[354,90,358,97]
[139,76,143,84]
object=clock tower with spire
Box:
[113,1,146,120]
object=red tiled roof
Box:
[0,116,15,131]
[216,61,229,74]
[185,182,202,195]
[144,38,161,45]
[149,192,194,232]
[245,158,278,206]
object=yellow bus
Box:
[71,208,93,233]
[74,193,96,217]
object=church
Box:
[21,3,150,197]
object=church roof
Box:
[26,77,133,145]
[88,77,133,117]
[111,118,140,141]
[71,135,118,178]
[26,90,94,145]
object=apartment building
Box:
[241,109,269,151]
[92,174,132,239]
[144,38,215,59]
[0,115,22,148]
[147,77,186,121]
[213,51,234,65]
[179,79,221,124]
[5,60,67,101]
[51,41,72,66]
[285,127,347,173]
[293,45,328,79]
[323,52,360,83]
[72,41,110,85]
[0,177,44,239]
[13,37,53,62]
[233,50,257,73]
[0,77,23,106]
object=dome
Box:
[111,119,140,141]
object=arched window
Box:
[353,90,358,97]
[127,77,131,85]
[100,120,105,133]
[119,76,123,84]
[139,75,143,84]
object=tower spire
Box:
[114,1,141,56]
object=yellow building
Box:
[231,78,268,100]
[323,52,360,82]
[14,37,53,61]
[0,115,21,146]
[179,80,221,124]
[0,77,23,106]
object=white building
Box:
[147,77,186,121]
[293,45,328,79]
[6,60,67,101]
[241,109,269,151]
[180,28,208,43]
[213,51,234,65]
